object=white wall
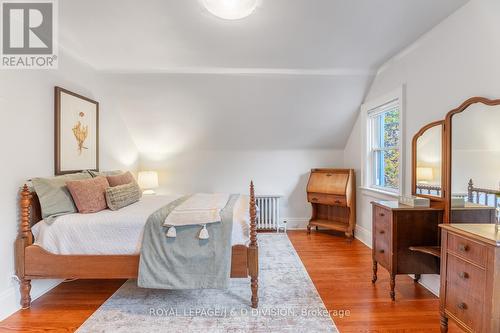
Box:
[0,51,138,320]
[343,0,500,294]
[141,149,344,228]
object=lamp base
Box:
[143,189,156,195]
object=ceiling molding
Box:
[97,67,376,76]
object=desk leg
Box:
[390,274,396,301]
[371,260,377,283]
[440,312,448,332]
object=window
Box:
[369,101,400,192]
[361,87,404,195]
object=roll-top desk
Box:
[306,168,355,238]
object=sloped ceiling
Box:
[60,0,468,152]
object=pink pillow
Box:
[107,171,135,187]
[66,176,110,213]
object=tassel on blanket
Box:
[166,226,176,238]
[198,224,209,239]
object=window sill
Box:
[359,186,400,199]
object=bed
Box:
[15,182,259,309]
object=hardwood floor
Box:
[287,230,460,333]
[0,230,460,332]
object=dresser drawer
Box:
[374,236,391,268]
[447,233,487,267]
[445,272,484,332]
[307,193,346,206]
[373,206,391,225]
[446,254,486,297]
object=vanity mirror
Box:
[412,121,444,199]
[445,97,500,223]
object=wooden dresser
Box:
[306,169,355,238]
[439,224,500,333]
[371,201,443,300]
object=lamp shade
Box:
[138,171,159,189]
[417,167,434,182]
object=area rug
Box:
[77,234,338,333]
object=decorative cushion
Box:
[88,170,123,178]
[107,171,135,187]
[66,176,110,214]
[105,182,142,211]
[32,171,92,222]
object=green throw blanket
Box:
[138,194,239,289]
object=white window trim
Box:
[361,86,405,197]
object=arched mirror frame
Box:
[411,120,446,202]
[443,97,500,223]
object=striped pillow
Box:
[105,182,142,211]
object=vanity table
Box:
[439,224,500,333]
[371,201,442,300]
[372,97,500,304]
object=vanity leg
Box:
[390,274,396,301]
[371,260,377,283]
[440,313,448,332]
[413,274,421,283]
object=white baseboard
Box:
[415,274,440,296]
[354,224,372,248]
[0,279,61,321]
[282,217,309,230]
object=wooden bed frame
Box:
[15,182,259,309]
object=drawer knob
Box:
[379,230,385,234]
[311,197,318,202]
[379,213,385,217]
[326,173,332,177]
[379,249,385,254]
[458,272,469,279]
[458,244,469,252]
[457,302,467,310]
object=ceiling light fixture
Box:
[202,0,258,20]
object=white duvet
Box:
[32,194,251,255]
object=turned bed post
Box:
[17,184,32,309]
[248,181,259,308]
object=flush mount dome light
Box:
[202,0,258,20]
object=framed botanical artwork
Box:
[55,86,99,175]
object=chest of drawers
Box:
[439,224,500,333]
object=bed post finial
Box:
[248,180,259,308]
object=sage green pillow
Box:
[105,182,142,211]
[32,172,92,223]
